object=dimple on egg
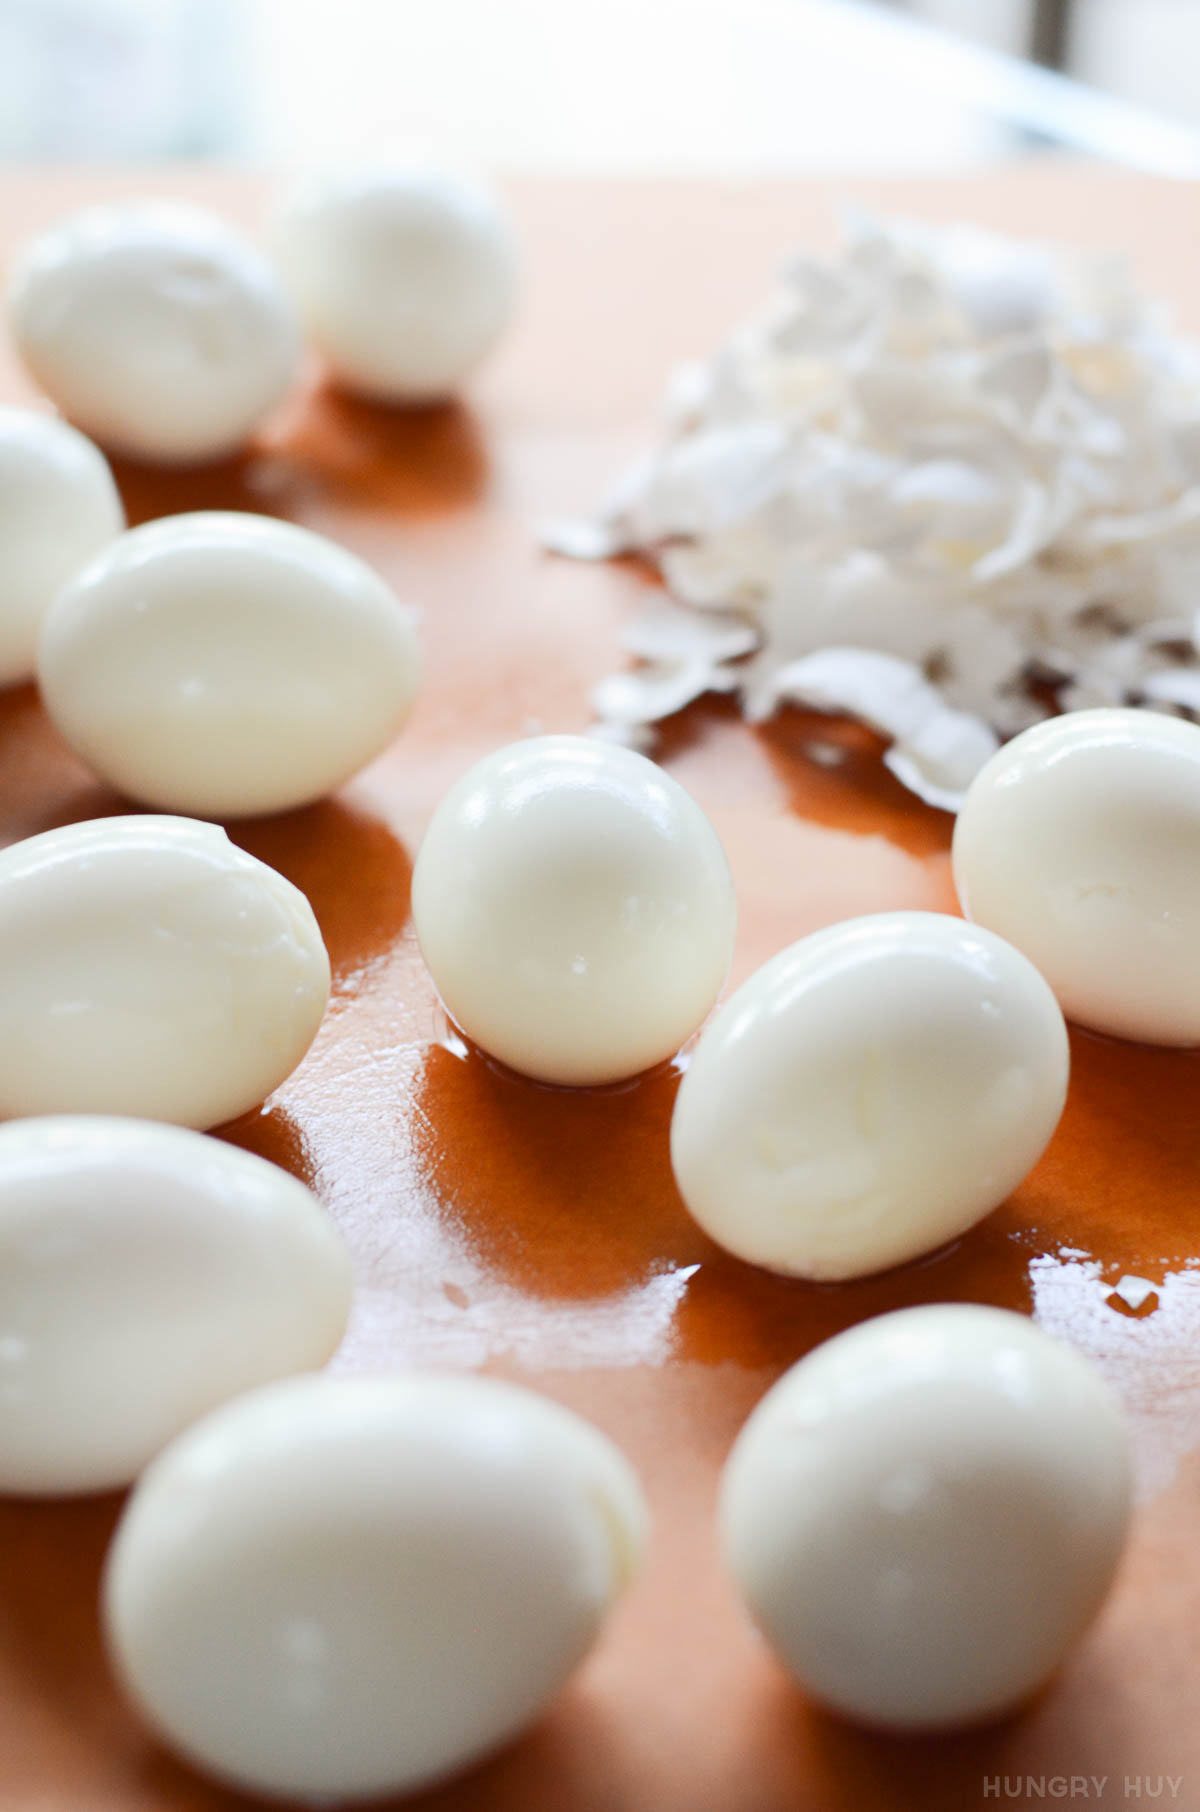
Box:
[0,407,124,688]
[0,814,329,1128]
[720,1304,1132,1731]
[411,734,737,1086]
[953,706,1200,1046]
[6,201,300,465]
[103,1372,646,1803]
[37,511,421,818]
[0,1116,352,1496]
[670,910,1069,1281]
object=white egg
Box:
[670,911,1068,1281]
[38,511,421,818]
[954,707,1200,1046]
[411,735,736,1086]
[6,202,300,464]
[104,1372,646,1801]
[0,407,124,688]
[274,164,518,401]
[0,814,329,1128]
[721,1304,1132,1731]
[0,1117,351,1496]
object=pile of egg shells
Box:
[1,163,1195,1803]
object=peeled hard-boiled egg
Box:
[104,1372,646,1802]
[0,407,124,688]
[274,164,518,401]
[412,735,736,1085]
[954,707,1200,1046]
[0,1117,351,1496]
[38,511,421,818]
[671,911,1068,1280]
[6,202,299,464]
[0,814,329,1128]
[721,1304,1132,1731]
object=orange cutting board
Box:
[2,165,1200,1812]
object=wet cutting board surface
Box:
[2,165,1200,1811]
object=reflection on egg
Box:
[954,706,1200,1046]
[721,1304,1132,1731]
[38,512,421,818]
[104,1372,646,1802]
[0,407,124,688]
[671,910,1068,1280]
[275,164,518,401]
[0,815,329,1128]
[6,202,299,464]
[0,1117,352,1495]
[412,735,736,1085]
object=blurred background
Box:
[0,0,1197,176]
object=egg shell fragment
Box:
[104,1372,647,1802]
[0,1116,352,1495]
[0,814,330,1129]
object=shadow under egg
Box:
[272,383,490,516]
[670,1197,1038,1375]
[1028,1025,1200,1268]
[106,444,310,530]
[217,1099,320,1195]
[0,681,123,847]
[798,1635,1149,1812]
[0,1489,128,1752]
[408,1038,706,1304]
[407,1010,1053,1372]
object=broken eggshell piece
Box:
[547,216,1200,808]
